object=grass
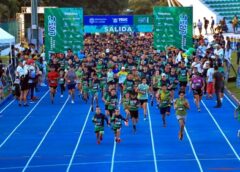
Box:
[226,52,240,101]
[0,56,9,65]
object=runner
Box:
[58,70,65,98]
[151,70,161,106]
[137,77,150,120]
[65,65,77,104]
[111,109,128,143]
[128,91,139,133]
[47,65,59,104]
[90,73,100,111]
[105,88,118,118]
[190,72,205,112]
[92,106,109,144]
[156,84,171,127]
[174,91,190,140]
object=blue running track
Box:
[0,87,239,172]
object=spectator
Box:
[197,19,203,35]
[232,15,238,33]
[210,16,215,34]
[203,17,209,35]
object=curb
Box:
[224,87,240,106]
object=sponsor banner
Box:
[44,8,84,60]
[153,7,193,50]
[134,15,153,25]
[84,15,133,25]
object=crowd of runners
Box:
[12,32,240,143]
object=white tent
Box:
[0,27,15,45]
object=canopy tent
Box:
[0,27,15,45]
[0,28,16,85]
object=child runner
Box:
[156,84,171,127]
[234,104,240,137]
[92,106,109,144]
[111,109,128,143]
[174,91,190,140]
[47,65,59,104]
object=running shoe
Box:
[71,100,75,104]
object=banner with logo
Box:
[153,7,193,51]
[84,16,133,25]
[44,8,83,60]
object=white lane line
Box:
[184,127,204,172]
[201,100,240,161]
[1,157,239,170]
[147,103,158,172]
[66,101,93,172]
[22,96,70,172]
[224,95,237,108]
[0,99,15,113]
[0,90,50,149]
[110,94,122,172]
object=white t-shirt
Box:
[16,65,28,77]
[207,68,214,83]
[191,62,203,73]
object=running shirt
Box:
[122,97,130,110]
[169,74,178,89]
[48,71,59,87]
[137,83,149,100]
[92,113,108,127]
[178,67,188,82]
[106,95,118,110]
[191,76,204,90]
[91,79,100,93]
[175,98,189,116]
[128,97,139,111]
[118,71,128,84]
[152,75,161,88]
[111,114,127,129]
[107,71,114,83]
[66,70,76,85]
[158,90,171,108]
[124,79,134,92]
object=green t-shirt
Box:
[128,98,139,111]
[159,90,171,108]
[175,98,189,116]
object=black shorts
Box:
[130,110,139,119]
[67,83,76,90]
[193,89,203,96]
[153,87,158,92]
[160,107,170,115]
[179,81,188,87]
[108,109,115,117]
[50,86,57,90]
[139,99,148,105]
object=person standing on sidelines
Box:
[213,66,224,108]
[47,65,59,104]
[92,106,109,144]
[234,104,240,137]
[137,78,150,120]
[174,91,190,141]
[65,65,77,104]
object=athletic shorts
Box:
[153,87,158,92]
[179,81,188,87]
[50,86,57,90]
[193,89,203,96]
[94,126,104,133]
[67,83,76,90]
[108,109,115,117]
[160,107,170,115]
[176,115,186,121]
[207,82,214,94]
[130,110,139,119]
[139,99,148,105]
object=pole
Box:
[31,0,38,50]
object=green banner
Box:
[44,8,83,60]
[153,7,193,50]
